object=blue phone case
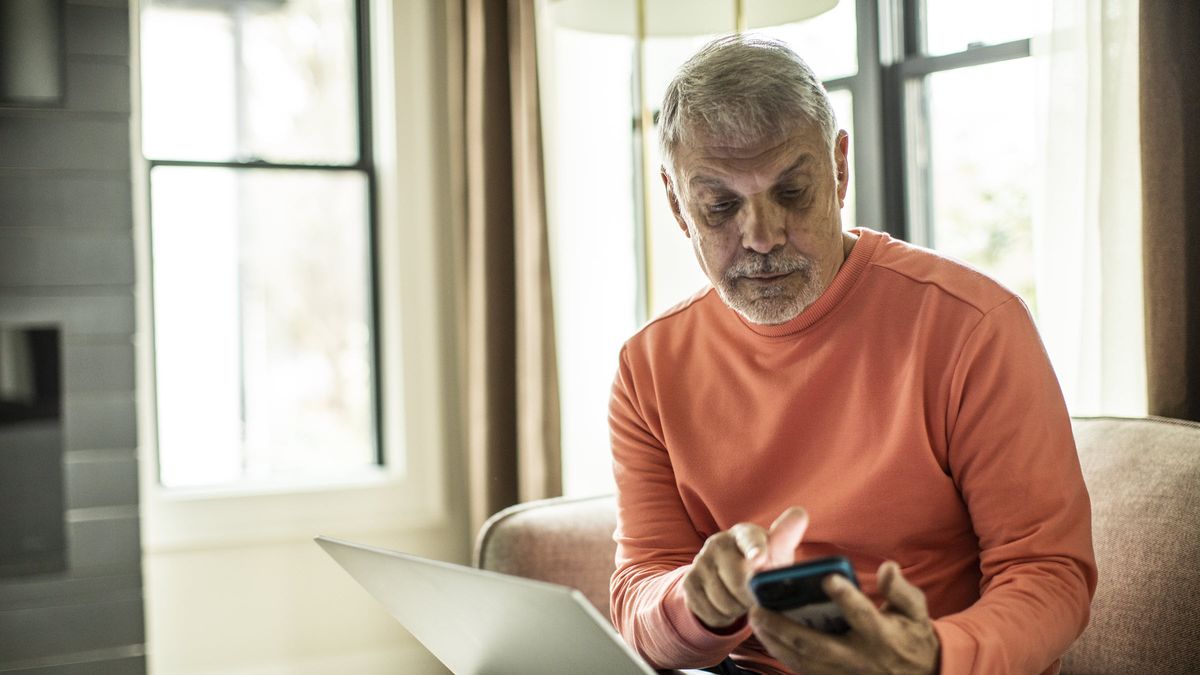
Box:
[749,556,861,634]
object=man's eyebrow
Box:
[776,154,814,182]
[688,174,730,191]
[687,154,816,191]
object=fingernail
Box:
[746,546,764,560]
[826,575,845,592]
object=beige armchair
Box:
[475,416,1200,673]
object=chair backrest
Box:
[476,494,619,621]
[475,417,1200,673]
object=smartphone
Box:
[749,555,861,634]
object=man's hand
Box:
[682,507,809,629]
[749,561,940,674]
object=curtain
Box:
[1031,0,1145,417]
[1139,0,1200,423]
[463,0,562,535]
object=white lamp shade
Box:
[548,0,838,37]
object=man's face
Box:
[663,124,851,325]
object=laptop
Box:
[316,536,705,675]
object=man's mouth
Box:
[743,271,792,281]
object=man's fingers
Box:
[684,577,734,628]
[700,561,750,618]
[766,507,809,567]
[731,523,769,563]
[748,607,810,665]
[822,574,884,640]
[749,606,867,673]
[878,561,928,621]
[684,566,743,628]
[714,554,758,607]
[684,533,760,628]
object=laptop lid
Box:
[315,536,657,675]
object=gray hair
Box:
[658,34,838,178]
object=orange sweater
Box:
[609,228,1097,674]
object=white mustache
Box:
[726,254,811,281]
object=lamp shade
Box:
[548,0,838,36]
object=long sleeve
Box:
[934,297,1098,674]
[608,345,753,670]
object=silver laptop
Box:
[316,535,694,675]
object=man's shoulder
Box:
[620,286,719,355]
[865,232,1018,317]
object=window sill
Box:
[142,466,449,553]
[153,465,407,502]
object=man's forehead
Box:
[682,145,817,191]
[673,123,827,178]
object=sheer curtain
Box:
[1031,0,1145,417]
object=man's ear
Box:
[835,130,850,207]
[661,169,691,238]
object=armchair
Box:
[475,417,1200,673]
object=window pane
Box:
[924,0,1044,55]
[141,0,358,164]
[922,58,1037,309]
[152,167,375,487]
[755,0,857,80]
[543,28,639,497]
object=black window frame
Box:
[840,0,1032,244]
[142,0,385,482]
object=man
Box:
[608,35,1096,675]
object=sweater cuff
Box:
[933,619,978,675]
[661,568,753,655]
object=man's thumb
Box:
[766,506,808,566]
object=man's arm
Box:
[609,345,753,669]
[934,296,1098,673]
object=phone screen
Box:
[749,556,860,634]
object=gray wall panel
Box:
[26,654,146,674]
[0,232,135,286]
[65,60,132,114]
[0,296,135,335]
[0,0,143,670]
[0,573,141,611]
[65,393,137,451]
[65,516,140,573]
[62,342,136,394]
[64,457,137,510]
[65,4,130,60]
[0,174,132,229]
[0,118,131,172]
[0,598,143,664]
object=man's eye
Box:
[778,188,807,201]
[708,200,737,213]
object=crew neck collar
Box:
[733,227,881,338]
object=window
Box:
[543,0,1047,497]
[141,0,380,488]
[894,0,1047,310]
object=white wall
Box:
[131,1,468,672]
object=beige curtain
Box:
[463,0,562,535]
[1140,0,1200,422]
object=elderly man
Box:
[608,35,1096,675]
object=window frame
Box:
[142,0,386,487]
[845,0,1032,245]
[132,0,461,550]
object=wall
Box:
[0,0,146,672]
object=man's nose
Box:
[740,200,787,254]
